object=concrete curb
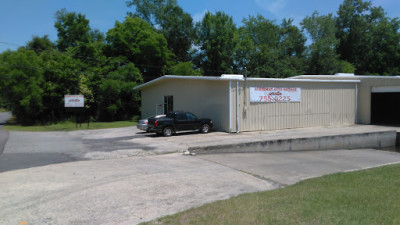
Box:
[189,130,397,154]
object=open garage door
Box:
[371,87,400,125]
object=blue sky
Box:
[1,0,399,53]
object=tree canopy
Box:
[1,0,400,124]
[106,16,172,82]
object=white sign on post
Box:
[250,87,301,103]
[64,95,85,107]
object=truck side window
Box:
[186,113,197,121]
[175,113,187,121]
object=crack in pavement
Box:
[194,155,285,188]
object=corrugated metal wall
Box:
[294,76,400,124]
[356,78,400,124]
[230,80,357,132]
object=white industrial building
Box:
[134,74,400,132]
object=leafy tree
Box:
[26,35,56,54]
[336,0,372,73]
[236,16,305,77]
[365,7,400,74]
[196,11,238,76]
[97,63,143,121]
[126,0,195,62]
[301,12,343,74]
[335,0,400,74]
[0,49,44,124]
[54,9,91,51]
[169,62,202,76]
[126,0,177,25]
[277,19,307,77]
[158,5,194,62]
[106,16,173,82]
[39,50,83,122]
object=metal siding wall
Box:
[294,76,400,124]
[357,78,400,124]
[235,81,356,132]
[141,88,163,119]
[141,79,230,131]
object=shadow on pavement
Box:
[0,152,75,173]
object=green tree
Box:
[335,0,400,74]
[26,35,56,54]
[126,0,177,25]
[336,0,372,74]
[97,63,143,121]
[196,11,238,76]
[54,9,91,51]
[301,12,343,74]
[169,62,202,76]
[39,50,83,122]
[126,0,195,62]
[236,16,305,77]
[158,5,194,62]
[106,16,173,82]
[0,49,44,124]
[365,7,400,74]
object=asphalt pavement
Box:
[2,150,400,225]
[1,121,400,224]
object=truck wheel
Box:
[163,127,173,137]
[200,124,210,133]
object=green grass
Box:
[142,164,400,225]
[0,108,8,113]
[3,120,137,132]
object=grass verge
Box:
[3,120,137,132]
[142,164,400,225]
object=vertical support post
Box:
[229,80,232,132]
[236,80,240,133]
[355,82,358,124]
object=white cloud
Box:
[255,0,287,16]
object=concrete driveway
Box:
[0,153,277,225]
[199,149,400,185]
[2,123,400,224]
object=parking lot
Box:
[1,123,400,224]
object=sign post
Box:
[64,95,87,128]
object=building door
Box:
[371,87,400,125]
[164,96,173,114]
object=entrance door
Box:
[371,87,400,125]
[164,96,173,114]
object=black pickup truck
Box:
[147,111,213,136]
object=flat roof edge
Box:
[294,75,400,79]
[249,78,360,83]
[134,75,361,90]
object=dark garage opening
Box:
[371,92,400,125]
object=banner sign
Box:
[64,95,84,107]
[250,87,301,103]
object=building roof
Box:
[133,75,361,91]
[292,74,400,79]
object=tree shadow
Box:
[0,152,75,173]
